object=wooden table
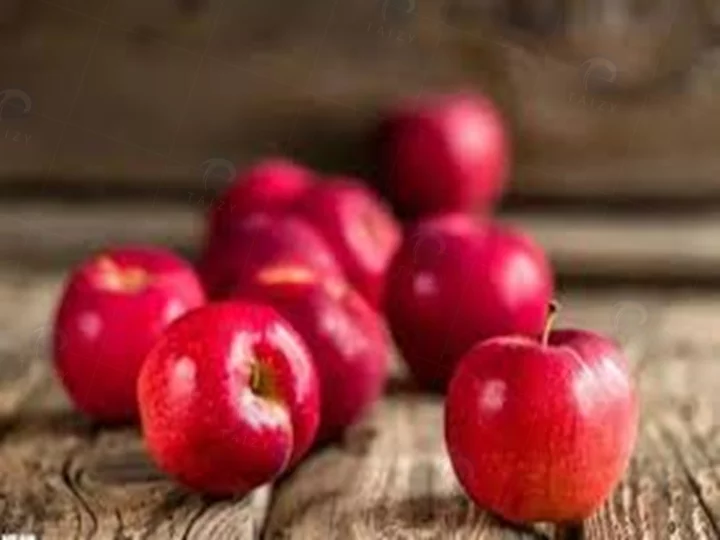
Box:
[1,268,719,539]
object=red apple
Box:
[138,301,320,496]
[292,178,401,307]
[381,93,509,218]
[53,246,205,422]
[384,213,553,390]
[445,322,638,523]
[232,265,390,440]
[208,158,314,238]
[199,213,344,299]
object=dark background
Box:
[1,0,719,282]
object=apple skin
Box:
[384,213,553,390]
[53,246,206,423]
[292,179,401,308]
[208,158,314,238]
[199,213,344,299]
[138,301,320,496]
[445,330,638,523]
[232,266,390,440]
[381,93,509,218]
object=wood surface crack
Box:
[682,467,720,539]
[658,421,720,538]
[140,490,191,539]
[554,523,583,540]
[179,500,211,540]
[61,445,100,540]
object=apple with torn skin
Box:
[53,246,205,422]
[138,301,320,495]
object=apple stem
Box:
[249,362,264,395]
[541,300,561,347]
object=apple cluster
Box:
[52,93,638,525]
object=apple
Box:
[381,93,509,218]
[138,301,320,496]
[445,315,638,523]
[292,178,401,308]
[199,213,344,299]
[208,158,314,238]
[53,246,205,422]
[232,265,390,440]
[384,213,553,390]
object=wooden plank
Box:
[0,268,271,539]
[585,294,720,539]
[0,202,199,266]
[653,412,720,534]
[265,395,552,539]
[508,212,720,281]
[266,289,710,539]
[585,418,720,539]
[0,0,718,200]
[10,201,720,284]
[4,268,720,539]
[0,269,60,420]
[1,408,271,539]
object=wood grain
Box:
[3,268,720,538]
[265,396,553,539]
[585,418,720,539]
[0,269,60,419]
[0,0,719,199]
[267,288,662,539]
[585,293,720,540]
[0,270,271,540]
[0,379,272,539]
[10,201,720,285]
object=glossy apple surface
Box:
[292,179,401,308]
[384,213,553,390]
[138,301,320,495]
[199,213,344,299]
[381,93,509,218]
[445,329,638,523]
[208,158,314,238]
[233,266,390,440]
[53,246,205,422]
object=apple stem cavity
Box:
[249,361,276,400]
[541,300,561,347]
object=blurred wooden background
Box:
[0,0,719,200]
[1,0,720,282]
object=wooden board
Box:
[0,269,271,539]
[8,201,720,284]
[1,0,720,199]
[1,269,720,538]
